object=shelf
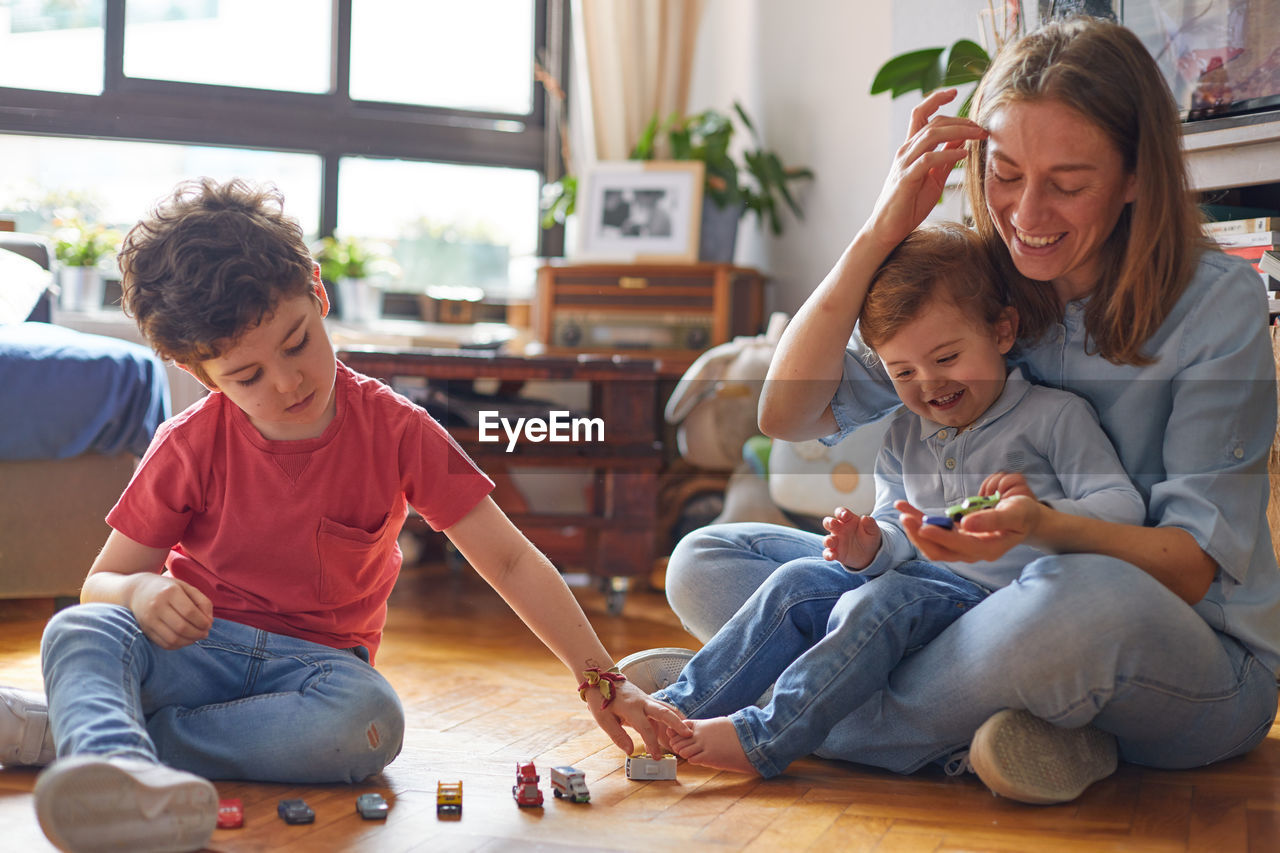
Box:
[1183,112,1280,191]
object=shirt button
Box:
[938,429,948,440]
[945,457,957,470]
[1234,447,1245,459]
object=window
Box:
[0,133,322,237]
[0,0,105,94]
[338,157,540,299]
[350,0,534,113]
[123,0,330,94]
[0,0,567,302]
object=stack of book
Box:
[1204,216,1280,311]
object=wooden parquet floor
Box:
[1,562,1278,852]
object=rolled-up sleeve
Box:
[1148,266,1275,586]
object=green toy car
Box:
[925,492,1002,529]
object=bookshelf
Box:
[1183,112,1280,315]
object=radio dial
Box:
[558,323,583,346]
[684,326,709,349]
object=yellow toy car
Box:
[436,780,462,818]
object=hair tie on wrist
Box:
[578,666,626,708]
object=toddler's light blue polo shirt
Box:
[828,251,1280,673]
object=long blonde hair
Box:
[964,16,1208,365]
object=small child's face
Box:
[192,282,337,441]
[875,298,1015,430]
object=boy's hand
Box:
[821,507,882,569]
[126,574,214,650]
[895,496,1043,564]
[979,471,1037,502]
[584,681,690,758]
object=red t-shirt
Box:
[106,361,493,661]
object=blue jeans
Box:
[656,558,988,777]
[666,523,1279,774]
[41,603,404,783]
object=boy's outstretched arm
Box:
[81,529,214,650]
[443,496,689,756]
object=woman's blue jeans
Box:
[41,603,404,783]
[666,523,1279,774]
[655,558,988,777]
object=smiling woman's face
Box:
[983,98,1136,305]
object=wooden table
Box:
[338,346,662,613]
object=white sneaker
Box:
[968,709,1118,805]
[616,647,695,694]
[35,755,218,853]
[0,686,55,766]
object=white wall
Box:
[686,0,997,315]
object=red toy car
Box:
[216,798,244,829]
[512,759,544,807]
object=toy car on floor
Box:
[355,792,389,820]
[216,798,243,829]
[550,765,590,802]
[625,752,677,780]
[277,798,315,824]
[437,781,463,818]
[513,759,544,807]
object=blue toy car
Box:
[277,798,315,825]
[356,792,389,820]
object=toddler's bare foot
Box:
[668,717,759,775]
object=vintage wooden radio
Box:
[534,262,766,376]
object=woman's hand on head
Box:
[585,681,690,758]
[896,495,1043,563]
[863,89,988,254]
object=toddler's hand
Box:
[127,574,213,650]
[979,471,1036,502]
[896,495,1042,563]
[822,507,882,569]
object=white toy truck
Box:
[625,752,677,780]
[550,765,590,802]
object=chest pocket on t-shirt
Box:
[316,513,394,605]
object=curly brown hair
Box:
[860,222,1011,352]
[117,178,315,381]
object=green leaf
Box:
[629,115,660,160]
[870,47,945,96]
[941,39,990,86]
[732,101,758,141]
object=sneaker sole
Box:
[35,756,218,853]
[969,709,1117,805]
[615,648,695,694]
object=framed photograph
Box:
[576,161,704,262]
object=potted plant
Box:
[540,102,813,262]
[53,217,121,312]
[314,235,391,323]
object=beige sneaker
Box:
[969,709,1118,804]
[616,648,695,694]
[35,756,218,853]
[0,686,55,767]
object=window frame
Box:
[0,0,568,251]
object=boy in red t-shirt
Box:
[4,179,686,853]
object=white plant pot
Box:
[59,266,104,312]
[337,277,380,323]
